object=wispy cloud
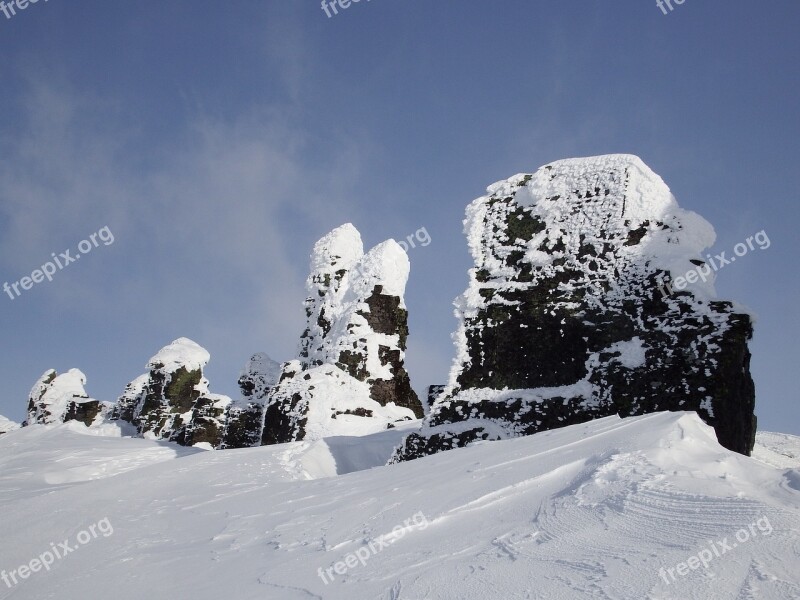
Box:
[0,74,370,376]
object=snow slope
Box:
[754,432,800,469]
[0,413,797,599]
[0,421,202,504]
[0,416,19,436]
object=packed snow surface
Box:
[0,413,797,599]
[0,421,201,504]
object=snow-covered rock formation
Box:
[220,353,281,448]
[262,224,424,444]
[112,338,233,448]
[25,368,109,427]
[0,415,20,436]
[393,154,756,462]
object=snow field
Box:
[0,412,797,599]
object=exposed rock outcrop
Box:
[263,224,423,444]
[220,353,281,449]
[426,385,445,410]
[25,369,109,427]
[112,374,149,424]
[113,338,232,447]
[393,154,756,462]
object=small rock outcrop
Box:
[113,338,232,447]
[220,353,281,449]
[393,154,756,462]
[426,385,445,410]
[262,224,424,444]
[25,369,108,427]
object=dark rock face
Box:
[135,364,204,439]
[263,224,423,444]
[356,287,421,416]
[26,369,58,424]
[220,353,281,449]
[222,402,267,448]
[172,393,229,447]
[393,155,756,462]
[426,385,446,409]
[112,338,232,447]
[63,399,104,427]
[112,375,148,424]
[261,362,308,445]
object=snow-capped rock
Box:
[263,224,423,444]
[0,414,20,436]
[220,353,282,449]
[394,154,756,462]
[25,368,109,427]
[112,338,232,448]
[298,223,364,367]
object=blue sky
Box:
[0,0,797,435]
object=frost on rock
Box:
[263,224,424,444]
[0,415,20,436]
[25,369,110,427]
[393,154,756,462]
[112,338,232,448]
[220,353,282,449]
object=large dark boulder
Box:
[393,154,756,462]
